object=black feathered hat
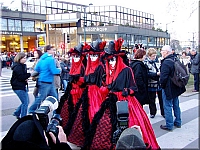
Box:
[104,38,125,55]
[68,43,83,56]
[83,39,107,54]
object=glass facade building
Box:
[1,0,170,53]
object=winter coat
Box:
[10,62,31,91]
[130,60,149,105]
[144,58,161,92]
[60,61,70,80]
[190,53,200,74]
[35,52,61,83]
[160,54,186,100]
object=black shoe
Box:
[150,115,155,118]
[174,124,181,128]
[160,125,172,131]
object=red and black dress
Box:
[84,56,160,150]
[55,54,85,129]
[64,41,107,147]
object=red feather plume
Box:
[83,42,91,51]
[68,48,74,53]
[114,38,124,51]
[99,41,107,50]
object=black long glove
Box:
[122,88,130,97]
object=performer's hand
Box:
[122,88,130,97]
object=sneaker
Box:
[150,115,155,118]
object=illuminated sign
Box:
[37,34,46,47]
[1,31,22,35]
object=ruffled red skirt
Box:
[90,92,160,149]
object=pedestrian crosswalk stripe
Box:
[157,118,199,149]
[145,99,198,125]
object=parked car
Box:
[25,57,36,70]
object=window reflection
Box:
[1,18,7,30]
[15,20,21,31]
[22,21,34,32]
[8,19,15,31]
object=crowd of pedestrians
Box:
[2,40,199,149]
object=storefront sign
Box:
[1,31,22,35]
[82,27,108,32]
[37,34,46,47]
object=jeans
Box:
[28,82,57,114]
[162,89,181,130]
[63,80,68,91]
[13,89,29,118]
[193,73,199,91]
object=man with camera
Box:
[1,96,72,150]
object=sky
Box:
[1,0,199,42]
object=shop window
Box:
[105,34,115,41]
[35,21,45,32]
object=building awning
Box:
[43,18,80,24]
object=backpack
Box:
[167,58,189,87]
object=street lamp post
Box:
[83,3,93,43]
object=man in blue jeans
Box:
[28,45,61,114]
[159,45,186,131]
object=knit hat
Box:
[116,127,146,150]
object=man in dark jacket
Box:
[60,57,70,92]
[189,49,199,92]
[159,45,186,131]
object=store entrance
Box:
[1,35,36,52]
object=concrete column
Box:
[20,35,23,52]
[46,24,49,45]
[115,34,118,40]
[79,35,82,43]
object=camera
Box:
[34,96,62,137]
[112,100,129,144]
